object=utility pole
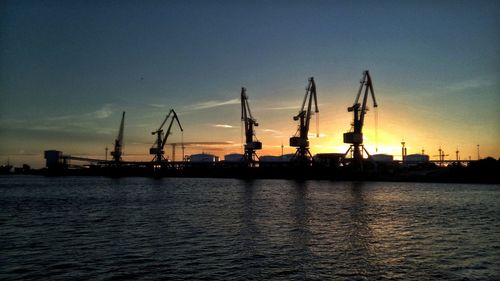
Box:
[477,144,480,160]
[455,147,459,161]
[401,141,406,163]
[105,147,108,161]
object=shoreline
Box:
[4,160,499,184]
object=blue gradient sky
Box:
[1,0,499,167]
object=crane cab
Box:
[289,137,309,147]
[245,141,262,150]
[149,148,164,155]
[343,132,363,144]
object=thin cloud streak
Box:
[262,105,299,111]
[185,98,239,111]
[263,129,282,134]
[213,124,235,128]
[261,102,326,111]
[308,133,327,138]
[46,104,115,121]
[446,77,494,92]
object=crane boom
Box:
[110,111,125,162]
[161,110,183,149]
[241,87,261,164]
[150,109,183,164]
[358,71,377,131]
[289,77,319,162]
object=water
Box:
[1,176,499,280]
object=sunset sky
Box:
[1,0,499,168]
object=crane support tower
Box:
[241,87,262,165]
[110,111,125,162]
[150,109,183,165]
[289,77,319,163]
[344,70,378,170]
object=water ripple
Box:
[0,176,499,280]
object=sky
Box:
[1,0,499,168]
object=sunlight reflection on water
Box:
[0,176,499,280]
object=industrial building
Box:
[188,153,219,163]
[405,154,430,163]
[224,153,244,162]
[370,154,394,162]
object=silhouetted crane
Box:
[241,87,262,165]
[150,109,183,164]
[289,77,319,163]
[110,112,125,162]
[344,70,378,170]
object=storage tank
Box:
[405,154,429,163]
[281,153,295,162]
[370,154,394,162]
[189,153,219,163]
[259,155,282,162]
[259,154,294,162]
[224,153,244,162]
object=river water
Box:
[0,176,499,280]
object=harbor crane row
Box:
[344,70,378,170]
[110,112,125,162]
[289,77,319,163]
[150,109,183,165]
[241,87,262,164]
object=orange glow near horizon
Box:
[2,83,499,169]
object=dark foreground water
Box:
[0,176,499,280]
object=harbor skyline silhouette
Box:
[0,1,499,168]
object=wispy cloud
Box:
[145,103,166,109]
[93,104,114,119]
[261,102,325,111]
[213,124,236,128]
[28,124,65,131]
[262,128,284,138]
[262,105,299,111]
[308,133,327,138]
[185,98,239,111]
[46,104,115,121]
[263,128,282,134]
[446,77,494,92]
[0,104,117,135]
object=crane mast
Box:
[110,111,125,162]
[289,77,319,162]
[150,109,183,165]
[241,87,262,164]
[344,70,378,169]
